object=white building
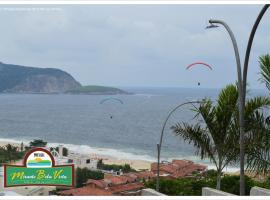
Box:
[51,145,99,170]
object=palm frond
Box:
[171,122,217,166]
[259,54,270,91]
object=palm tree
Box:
[259,54,270,91]
[171,84,270,190]
[5,144,21,163]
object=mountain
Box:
[65,85,131,95]
[0,62,81,93]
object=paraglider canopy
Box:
[100,98,123,119]
[186,62,212,70]
[100,97,124,104]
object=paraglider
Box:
[100,97,123,119]
[186,62,212,70]
[186,61,212,86]
[100,97,124,105]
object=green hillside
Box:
[66,85,130,95]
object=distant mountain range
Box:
[0,62,129,95]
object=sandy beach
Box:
[0,139,151,171]
[103,158,151,171]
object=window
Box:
[86,159,90,164]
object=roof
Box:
[133,171,156,179]
[58,186,113,196]
[104,175,128,185]
[58,182,144,196]
[172,159,193,167]
[151,160,207,178]
[109,182,144,194]
[85,179,108,188]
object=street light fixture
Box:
[156,100,201,192]
[206,19,246,195]
[205,23,219,29]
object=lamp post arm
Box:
[208,19,245,195]
[243,4,269,103]
[156,100,201,191]
[209,19,243,90]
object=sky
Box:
[0,4,269,89]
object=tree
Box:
[259,54,270,91]
[29,139,47,147]
[0,144,24,164]
[76,167,104,187]
[250,54,270,174]
[25,139,47,150]
[171,84,270,190]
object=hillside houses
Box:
[151,159,207,179]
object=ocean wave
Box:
[0,137,239,172]
[48,142,157,162]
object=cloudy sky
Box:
[0,4,269,89]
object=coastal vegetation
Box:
[65,85,130,95]
[0,144,24,165]
[25,139,47,151]
[172,84,270,190]
[97,159,136,173]
[76,167,104,187]
[145,171,270,196]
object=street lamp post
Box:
[243,4,269,103]
[206,19,246,195]
[156,100,201,192]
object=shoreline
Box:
[0,137,239,172]
[0,138,151,171]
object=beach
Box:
[0,139,151,171]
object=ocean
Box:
[0,87,267,169]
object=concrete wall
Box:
[202,187,237,196]
[250,186,270,196]
[141,188,167,196]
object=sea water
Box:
[0,87,267,169]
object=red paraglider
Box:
[186,62,212,70]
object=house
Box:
[151,159,207,178]
[51,145,99,170]
[58,171,155,196]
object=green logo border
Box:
[4,147,75,187]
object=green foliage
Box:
[25,139,47,150]
[0,144,24,164]
[145,177,215,196]
[220,175,255,195]
[145,173,270,196]
[75,167,104,188]
[259,54,270,90]
[66,85,127,94]
[97,159,136,173]
[171,84,270,189]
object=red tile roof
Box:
[85,179,108,188]
[58,182,144,196]
[109,182,144,194]
[104,176,128,185]
[151,159,207,178]
[58,186,113,196]
[133,171,156,179]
